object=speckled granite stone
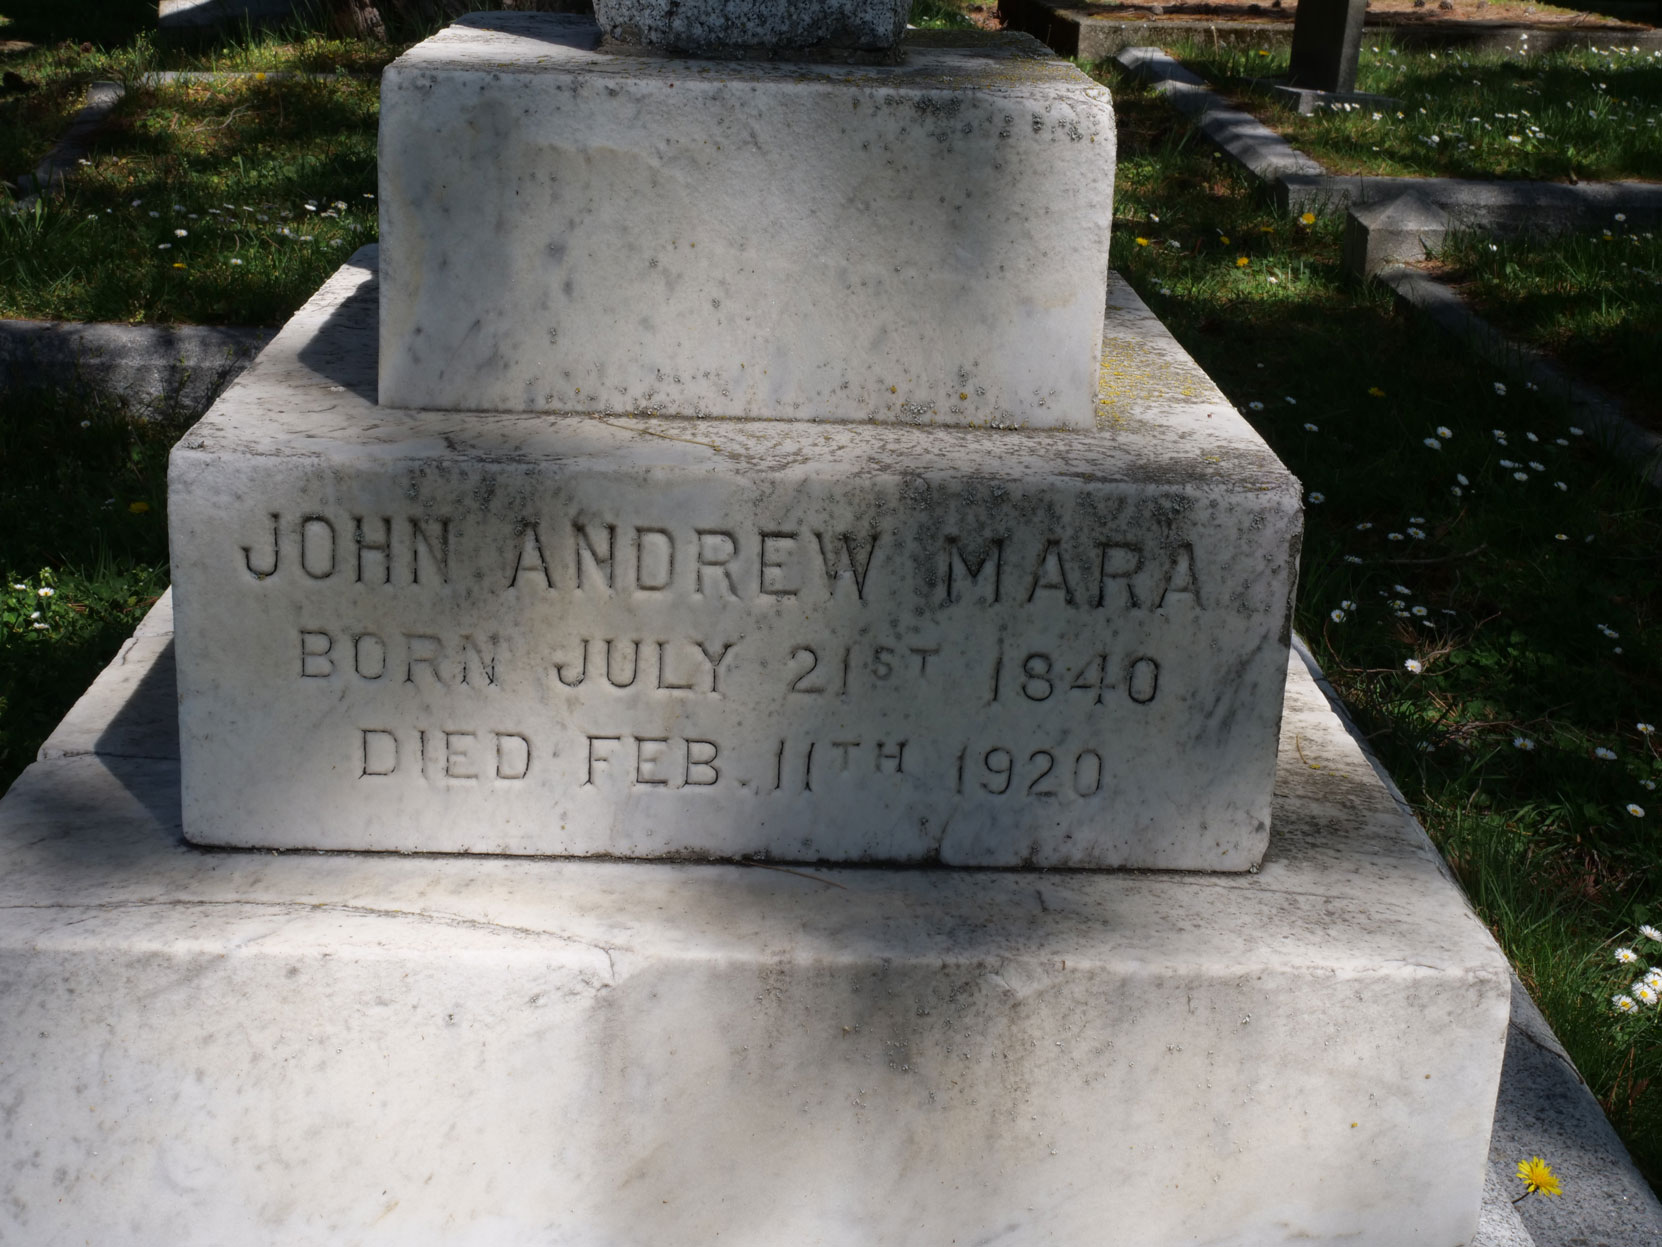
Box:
[169,252,1302,866]
[593,0,910,53]
[377,15,1117,428]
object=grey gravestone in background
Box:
[1288,0,1368,92]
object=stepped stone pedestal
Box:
[0,9,1514,1243]
[170,256,1299,868]
[0,590,1511,1246]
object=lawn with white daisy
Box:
[1171,37,1662,183]
[1105,66,1662,1192]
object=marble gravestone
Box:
[0,2,1502,1243]
[171,12,1302,868]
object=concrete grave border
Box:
[1110,44,1662,485]
[998,0,1662,61]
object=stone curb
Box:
[1111,46,1661,485]
[1280,170,1662,224]
[10,70,375,204]
[1115,45,1323,179]
[1373,265,1662,489]
[1293,635,1662,1245]
[13,81,125,201]
[0,318,275,417]
[998,0,1662,59]
[1112,47,1662,226]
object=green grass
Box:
[0,74,379,324]
[1101,65,1662,1190]
[0,383,177,792]
[1172,37,1662,182]
[1434,224,1662,422]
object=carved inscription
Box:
[249,511,1210,803]
[507,523,881,601]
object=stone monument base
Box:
[0,591,1510,1245]
[167,251,1301,869]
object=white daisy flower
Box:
[1614,994,1638,1013]
[1436,426,1453,439]
[1493,382,1507,396]
[1513,736,1535,751]
[1424,437,1443,450]
[1618,947,1640,963]
[1303,422,1320,432]
[1595,747,1617,760]
[1628,803,1647,817]
[1330,609,1346,623]
[1640,924,1662,941]
[1307,492,1325,504]
[1403,658,1424,674]
[1635,982,1659,1006]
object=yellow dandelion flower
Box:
[1300,212,1316,225]
[1368,386,1386,397]
[1236,256,1250,267]
[1135,237,1150,246]
[1220,235,1231,244]
[128,501,151,515]
[1515,1157,1560,1198]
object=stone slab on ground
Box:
[0,597,1511,1246]
[158,0,298,28]
[378,14,1115,429]
[170,249,1302,867]
[0,318,274,418]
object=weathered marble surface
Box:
[592,0,910,53]
[377,15,1116,428]
[0,620,1510,1246]
[170,252,1301,866]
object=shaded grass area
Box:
[0,384,176,793]
[0,74,378,324]
[0,13,391,189]
[1103,65,1662,1189]
[1435,225,1662,424]
[1169,37,1662,181]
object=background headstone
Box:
[1287,0,1368,93]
